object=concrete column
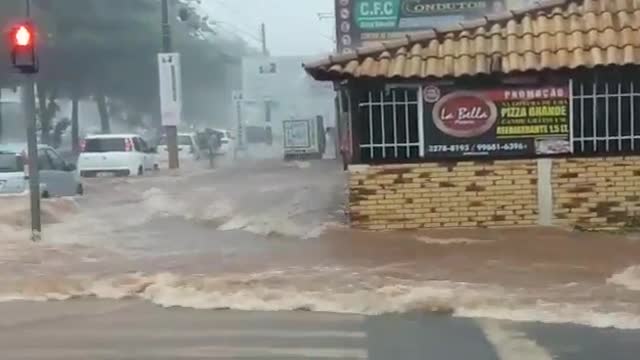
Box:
[537,159,553,226]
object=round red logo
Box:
[432,91,497,138]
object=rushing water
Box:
[1,159,640,329]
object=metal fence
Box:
[571,70,640,154]
[358,87,422,162]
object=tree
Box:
[1,0,250,144]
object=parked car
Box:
[77,134,158,177]
[0,143,82,197]
[157,133,202,161]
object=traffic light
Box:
[9,22,38,74]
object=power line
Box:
[209,0,264,43]
[206,0,336,53]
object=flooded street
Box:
[1,159,639,329]
[2,159,640,358]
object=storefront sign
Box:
[335,0,506,53]
[423,84,571,157]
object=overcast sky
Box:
[202,0,336,57]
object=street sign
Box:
[158,53,182,126]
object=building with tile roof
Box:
[304,0,640,231]
[307,0,640,80]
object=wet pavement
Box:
[0,300,639,360]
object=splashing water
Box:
[608,266,640,291]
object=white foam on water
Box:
[217,213,332,239]
[0,197,78,228]
[141,188,186,218]
[195,199,235,221]
[119,187,333,239]
[0,197,79,249]
[2,272,639,330]
[608,265,640,291]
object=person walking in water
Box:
[207,131,220,168]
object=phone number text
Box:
[427,143,528,153]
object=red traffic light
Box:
[14,25,32,47]
[10,23,35,47]
[8,22,38,73]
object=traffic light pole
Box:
[23,0,41,241]
[23,74,41,241]
[161,0,179,169]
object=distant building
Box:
[240,56,336,156]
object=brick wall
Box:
[552,157,640,230]
[349,160,538,230]
[349,157,640,231]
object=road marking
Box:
[167,345,369,358]
[479,320,553,360]
[2,346,369,359]
[22,328,367,339]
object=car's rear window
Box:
[84,138,126,152]
[0,153,23,173]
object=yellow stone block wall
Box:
[349,160,539,230]
[350,156,640,231]
[552,157,640,230]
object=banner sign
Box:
[158,53,183,127]
[423,84,571,157]
[335,0,507,53]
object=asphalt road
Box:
[0,300,639,360]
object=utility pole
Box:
[260,23,272,144]
[260,23,268,56]
[161,0,179,169]
[0,90,4,141]
[23,0,41,240]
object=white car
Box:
[77,134,158,177]
[157,133,202,162]
[0,144,82,197]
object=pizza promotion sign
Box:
[422,84,571,157]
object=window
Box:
[46,149,65,170]
[132,137,143,152]
[139,138,150,152]
[84,138,126,152]
[0,154,22,173]
[358,87,423,162]
[572,70,640,154]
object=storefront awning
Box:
[304,0,640,81]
